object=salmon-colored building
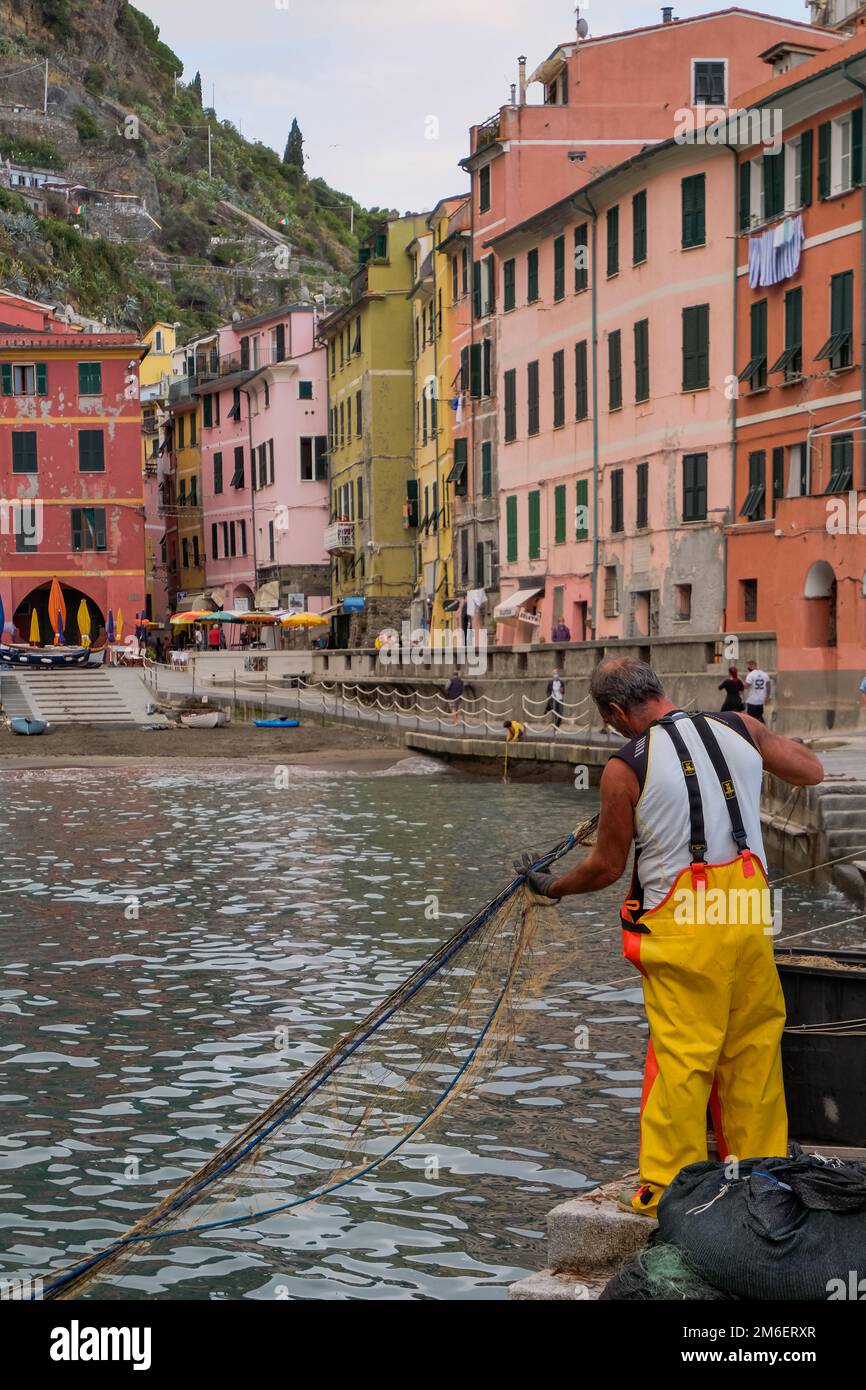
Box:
[728,26,866,726]
[457,7,841,641]
[0,291,146,643]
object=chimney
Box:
[510,83,517,105]
[661,6,673,21]
[518,55,527,106]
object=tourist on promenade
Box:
[518,656,823,1219]
[445,673,465,725]
[552,619,571,642]
[208,623,221,651]
[546,671,565,728]
[718,664,745,711]
[744,659,771,722]
[195,626,204,652]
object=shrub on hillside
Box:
[73,105,101,142]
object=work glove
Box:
[513,852,559,904]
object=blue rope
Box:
[40,828,585,1298]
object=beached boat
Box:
[253,718,300,728]
[0,642,90,669]
[9,718,48,735]
[180,710,228,729]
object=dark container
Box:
[775,948,866,1147]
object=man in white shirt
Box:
[744,660,771,723]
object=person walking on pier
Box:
[546,671,565,729]
[519,657,823,1219]
[718,664,745,712]
[744,659,771,722]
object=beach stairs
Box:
[814,779,866,902]
[0,666,37,720]
[6,666,162,727]
[508,1174,654,1300]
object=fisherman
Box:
[520,657,823,1218]
[503,719,526,742]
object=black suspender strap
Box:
[657,716,707,864]
[690,713,751,855]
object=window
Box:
[772,446,785,516]
[815,271,854,370]
[506,494,518,563]
[78,429,105,472]
[606,205,619,277]
[2,362,46,396]
[269,520,276,563]
[222,521,229,556]
[554,483,567,543]
[608,330,622,411]
[575,340,588,420]
[299,380,313,400]
[452,256,459,304]
[610,468,624,533]
[552,349,565,428]
[819,112,863,198]
[575,478,589,540]
[190,474,198,506]
[479,163,491,213]
[238,519,247,556]
[374,231,388,259]
[825,433,854,493]
[786,441,810,498]
[681,174,706,248]
[357,475,364,518]
[189,412,196,447]
[636,461,649,529]
[273,322,286,362]
[632,190,647,265]
[12,431,37,473]
[741,578,758,624]
[203,394,213,428]
[353,318,361,354]
[339,400,345,446]
[739,300,768,391]
[356,390,362,437]
[212,523,219,560]
[481,440,492,497]
[682,304,710,390]
[692,59,726,105]
[231,446,245,488]
[504,369,517,442]
[461,248,468,296]
[229,521,236,558]
[574,223,588,291]
[78,361,102,395]
[553,234,566,301]
[527,361,539,435]
[763,150,784,220]
[469,343,482,399]
[604,565,619,618]
[15,500,38,552]
[182,537,190,571]
[71,507,106,552]
[527,248,539,303]
[682,452,708,521]
[213,452,223,494]
[770,287,803,379]
[675,584,692,621]
[740,451,766,520]
[482,339,492,398]
[528,490,540,559]
[176,415,185,450]
[634,319,649,402]
[503,258,516,311]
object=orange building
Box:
[727,27,866,729]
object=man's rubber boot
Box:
[617,1184,661,1217]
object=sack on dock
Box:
[599,1235,738,1301]
[657,1151,866,1300]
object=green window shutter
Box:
[506,494,518,563]
[762,152,784,219]
[682,174,705,247]
[606,205,619,276]
[1,363,11,395]
[738,160,751,231]
[469,342,482,398]
[528,490,540,559]
[504,258,515,311]
[552,349,565,427]
[527,361,539,435]
[799,129,813,207]
[632,190,647,264]
[36,362,47,394]
[527,248,539,302]
[608,329,622,410]
[79,429,105,472]
[574,223,588,291]
[481,441,492,497]
[504,368,517,440]
[634,319,649,401]
[94,508,107,551]
[575,478,589,540]
[472,260,482,319]
[818,121,831,199]
[831,270,853,335]
[554,483,566,543]
[575,340,588,419]
[772,447,785,516]
[78,361,102,394]
[553,234,565,301]
[854,107,863,186]
[203,394,212,428]
[682,304,709,390]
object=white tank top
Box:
[614,711,767,911]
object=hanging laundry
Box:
[747,213,804,289]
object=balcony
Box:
[324,520,355,554]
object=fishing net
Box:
[40,816,598,1300]
[599,1235,738,1301]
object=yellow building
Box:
[140,323,177,623]
[167,397,205,607]
[408,195,469,632]
[320,213,428,646]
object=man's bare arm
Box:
[549,758,638,899]
[740,714,824,786]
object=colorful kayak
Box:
[253,718,300,728]
[9,718,48,735]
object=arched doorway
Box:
[12,582,105,646]
[803,561,836,648]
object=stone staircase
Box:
[6,666,157,727]
[0,666,36,720]
[509,1175,653,1300]
[815,780,866,902]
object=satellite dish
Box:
[577,16,589,37]
[300,285,311,302]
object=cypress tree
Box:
[283,117,304,171]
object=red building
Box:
[0,291,147,643]
[728,27,866,729]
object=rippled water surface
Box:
[0,761,852,1300]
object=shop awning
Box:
[254,579,280,611]
[493,586,544,624]
[176,592,216,614]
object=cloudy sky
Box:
[137,0,807,211]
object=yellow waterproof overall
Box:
[620,714,788,1216]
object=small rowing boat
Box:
[9,717,48,735]
[0,642,90,669]
[180,710,228,729]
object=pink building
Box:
[490,140,736,643]
[194,305,330,612]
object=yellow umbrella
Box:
[280,611,329,629]
[29,608,40,644]
[116,609,124,641]
[77,599,92,648]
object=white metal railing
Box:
[324,521,355,553]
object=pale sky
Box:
[137,0,808,211]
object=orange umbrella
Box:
[48,578,66,644]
